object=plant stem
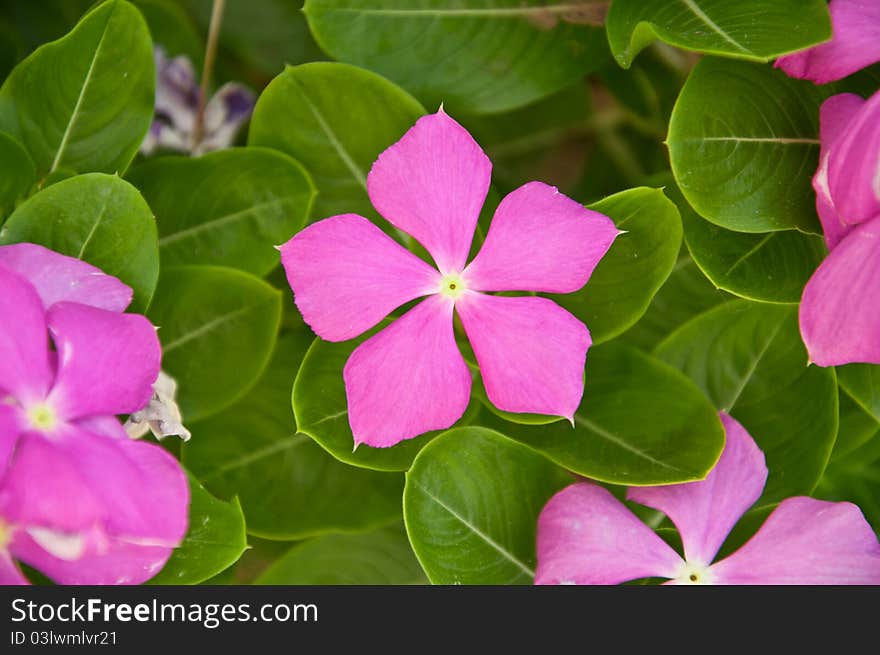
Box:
[192,0,226,151]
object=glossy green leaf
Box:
[817,434,880,537]
[655,300,838,504]
[293,325,475,471]
[127,148,315,276]
[404,427,569,584]
[256,524,426,584]
[476,343,725,485]
[621,255,729,351]
[668,58,828,233]
[304,0,610,115]
[249,62,424,224]
[0,131,35,219]
[150,472,247,585]
[184,331,405,539]
[679,184,827,304]
[0,172,158,311]
[554,187,682,344]
[835,389,880,461]
[0,0,154,179]
[148,266,282,422]
[606,0,831,68]
[838,364,880,424]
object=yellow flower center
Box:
[674,561,715,585]
[27,403,58,432]
[0,518,10,550]
[439,273,466,300]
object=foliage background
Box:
[0,0,876,585]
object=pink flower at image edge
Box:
[0,243,189,585]
[799,89,880,366]
[280,109,620,448]
[536,413,880,585]
[775,0,880,84]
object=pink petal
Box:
[367,110,491,274]
[0,551,28,585]
[52,423,189,542]
[627,413,767,567]
[0,243,132,312]
[45,302,161,420]
[456,293,590,420]
[775,0,880,84]
[280,214,440,342]
[464,182,618,293]
[813,94,865,250]
[12,527,174,585]
[343,295,471,447]
[535,483,683,585]
[0,404,21,476]
[1,425,188,585]
[0,433,104,533]
[0,268,52,404]
[799,216,880,366]
[710,497,880,584]
[825,89,880,226]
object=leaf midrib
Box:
[574,414,687,473]
[158,197,292,247]
[413,482,534,580]
[50,3,115,173]
[677,0,751,55]
[162,301,270,353]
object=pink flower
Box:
[799,90,880,366]
[280,110,618,448]
[775,0,880,84]
[0,244,189,585]
[536,413,880,585]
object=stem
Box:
[192,0,226,151]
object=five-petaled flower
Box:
[141,47,255,156]
[799,89,880,366]
[0,244,189,585]
[280,110,619,448]
[775,0,880,84]
[536,413,880,585]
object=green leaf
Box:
[621,255,729,351]
[835,389,880,461]
[149,472,247,585]
[293,326,473,471]
[838,364,880,424]
[304,0,610,115]
[404,427,570,584]
[148,266,282,422]
[184,331,405,540]
[606,0,831,68]
[0,131,35,219]
[476,343,725,485]
[655,300,838,504]
[554,187,682,344]
[0,0,154,179]
[678,183,827,304]
[816,434,880,537]
[256,524,426,584]
[668,58,828,233]
[127,148,315,276]
[131,0,203,65]
[0,172,158,311]
[248,62,424,224]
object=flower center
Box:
[26,403,58,432]
[674,561,715,585]
[0,518,10,550]
[439,273,466,300]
